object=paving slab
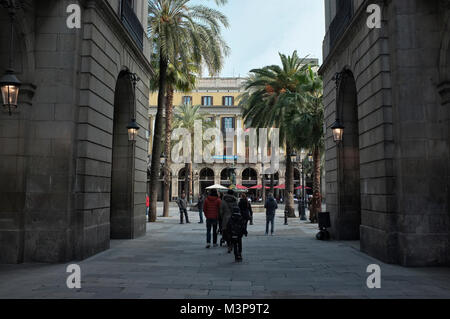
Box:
[0,206,450,299]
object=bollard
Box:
[284,209,288,225]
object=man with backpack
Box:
[220,190,239,253]
[265,193,278,235]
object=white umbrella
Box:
[206,184,228,190]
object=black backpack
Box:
[228,207,246,239]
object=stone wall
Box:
[0,0,152,263]
[320,0,450,266]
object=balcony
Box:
[121,0,144,50]
[329,0,354,50]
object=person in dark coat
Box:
[177,193,190,224]
[264,193,278,235]
[220,190,239,253]
[239,193,252,232]
[197,193,205,224]
[203,190,222,248]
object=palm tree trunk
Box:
[163,85,174,217]
[149,55,168,223]
[311,145,322,223]
[163,86,174,218]
[285,144,295,217]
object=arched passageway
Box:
[110,70,137,239]
[221,168,236,186]
[333,70,361,240]
[199,168,215,195]
[178,167,187,198]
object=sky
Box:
[192,0,326,78]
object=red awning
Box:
[274,184,285,189]
[249,185,270,190]
[236,185,248,190]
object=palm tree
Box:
[173,104,215,202]
[147,0,229,222]
[284,67,324,223]
[240,51,309,217]
[150,58,198,218]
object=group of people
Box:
[177,189,280,263]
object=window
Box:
[182,96,192,105]
[202,96,213,106]
[223,96,234,106]
[223,117,234,131]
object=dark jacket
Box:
[197,195,205,210]
[220,194,238,231]
[264,197,278,216]
[177,198,187,210]
[238,198,252,221]
[203,195,221,220]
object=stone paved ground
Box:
[1,205,450,299]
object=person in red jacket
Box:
[203,189,222,248]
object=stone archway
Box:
[199,168,215,195]
[110,70,137,239]
[333,69,361,240]
[178,167,187,198]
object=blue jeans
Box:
[266,215,275,234]
[206,219,218,244]
[199,208,204,223]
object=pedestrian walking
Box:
[228,201,249,262]
[220,190,239,253]
[197,193,205,224]
[239,193,253,227]
[177,193,190,224]
[264,193,278,235]
[203,190,222,248]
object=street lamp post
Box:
[0,1,21,115]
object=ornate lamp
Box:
[0,70,21,115]
[331,119,345,143]
[127,119,140,142]
[1,1,21,115]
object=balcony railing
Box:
[121,0,144,50]
[329,0,354,50]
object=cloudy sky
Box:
[193,0,326,77]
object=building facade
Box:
[320,0,450,266]
[149,77,316,202]
[0,0,152,264]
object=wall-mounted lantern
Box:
[0,69,21,115]
[331,119,345,144]
[127,119,139,142]
[1,1,21,115]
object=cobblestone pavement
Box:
[1,206,450,299]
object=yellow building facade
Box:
[148,77,298,202]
